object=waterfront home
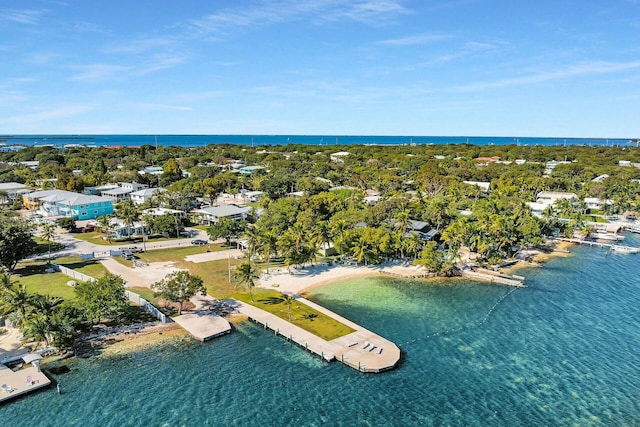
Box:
[101,183,149,203]
[23,190,114,220]
[536,191,578,206]
[138,166,164,176]
[191,204,252,225]
[584,198,614,211]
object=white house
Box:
[330,151,350,163]
[192,204,252,225]
[463,181,491,193]
[131,188,165,205]
[0,182,30,200]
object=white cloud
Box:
[376,33,451,46]
[68,64,131,82]
[129,102,192,112]
[450,60,640,92]
[0,104,96,125]
[0,9,45,25]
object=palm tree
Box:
[233,261,259,303]
[116,199,140,238]
[0,283,33,329]
[282,293,295,321]
[351,236,372,265]
[243,226,261,259]
[40,222,56,265]
[258,230,278,273]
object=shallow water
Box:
[3,240,639,426]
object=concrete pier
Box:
[235,297,401,373]
[0,356,51,404]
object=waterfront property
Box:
[0,354,51,404]
[236,297,401,373]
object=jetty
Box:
[0,354,51,404]
[553,237,640,254]
[461,268,526,287]
[235,297,401,373]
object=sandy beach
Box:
[257,262,430,295]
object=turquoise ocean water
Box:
[3,238,640,426]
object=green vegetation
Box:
[151,271,206,315]
[234,289,355,341]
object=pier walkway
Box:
[235,297,400,373]
[461,269,525,287]
[0,355,50,404]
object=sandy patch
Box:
[184,249,243,263]
[100,258,183,288]
[257,262,428,295]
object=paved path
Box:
[99,258,182,288]
[172,294,232,342]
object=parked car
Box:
[121,246,144,253]
[191,239,208,245]
[81,224,95,233]
[121,250,134,260]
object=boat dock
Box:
[553,237,640,254]
[173,294,232,342]
[0,354,51,404]
[461,269,526,287]
[235,297,401,373]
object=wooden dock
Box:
[0,356,51,404]
[235,297,401,373]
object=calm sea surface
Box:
[3,237,640,426]
[0,134,632,148]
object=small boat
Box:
[611,245,640,254]
[625,225,640,234]
[593,232,625,241]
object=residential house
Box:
[191,204,252,225]
[463,181,491,193]
[0,182,30,200]
[238,166,265,174]
[131,187,165,205]
[23,189,114,220]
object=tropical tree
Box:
[0,283,33,329]
[115,199,140,238]
[0,214,37,274]
[282,293,295,321]
[40,222,56,265]
[74,274,128,325]
[151,271,206,315]
[234,261,259,302]
[258,230,279,273]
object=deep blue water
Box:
[3,238,640,426]
[0,134,633,149]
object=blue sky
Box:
[1,0,639,137]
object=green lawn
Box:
[233,289,356,341]
[72,232,174,246]
[12,257,109,299]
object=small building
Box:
[131,187,165,205]
[474,156,500,165]
[100,187,134,203]
[191,204,252,225]
[619,160,631,167]
[584,198,614,210]
[330,151,350,163]
[536,191,578,205]
[592,174,609,183]
[407,220,439,241]
[141,207,186,219]
[139,166,164,176]
[108,218,149,239]
[83,184,119,195]
[238,166,265,174]
[463,181,491,193]
[0,182,30,200]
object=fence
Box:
[125,290,169,324]
[53,264,96,283]
[52,264,169,323]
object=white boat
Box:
[625,225,640,234]
[611,245,640,254]
[593,232,625,241]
